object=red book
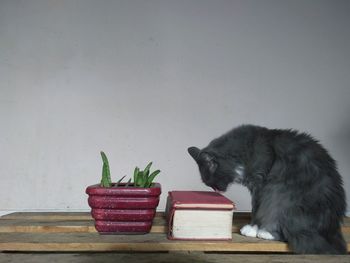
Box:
[166,191,236,240]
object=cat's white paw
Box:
[240,224,258,237]
[257,229,275,240]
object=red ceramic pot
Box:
[86,183,161,234]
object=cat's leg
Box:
[240,197,260,237]
[256,213,285,241]
[251,183,287,241]
[240,190,264,238]
[252,205,285,241]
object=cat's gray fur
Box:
[188,124,346,254]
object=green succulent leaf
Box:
[100,164,110,187]
[133,167,140,186]
[145,169,160,187]
[114,175,126,187]
[100,151,112,187]
[125,178,132,187]
[143,162,152,178]
[142,170,148,186]
[135,171,143,187]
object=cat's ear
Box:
[188,147,201,161]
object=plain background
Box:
[0,0,349,214]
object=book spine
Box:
[165,194,172,222]
[165,192,176,240]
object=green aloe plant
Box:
[133,162,160,188]
[99,151,160,188]
[100,151,112,187]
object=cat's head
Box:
[187,146,244,192]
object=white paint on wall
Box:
[0,0,349,212]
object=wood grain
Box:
[0,233,289,252]
[1,252,349,263]
[0,233,349,252]
[0,212,349,234]
[0,212,349,252]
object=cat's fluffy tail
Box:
[287,229,347,254]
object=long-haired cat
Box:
[188,124,346,254]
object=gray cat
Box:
[188,124,346,254]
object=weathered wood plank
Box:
[0,217,167,233]
[0,220,166,233]
[0,212,348,253]
[0,212,349,234]
[0,212,251,221]
[0,233,349,252]
[0,212,166,221]
[1,253,350,263]
[0,212,92,220]
[0,233,289,252]
[2,212,348,225]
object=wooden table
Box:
[0,212,349,262]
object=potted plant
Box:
[86,151,161,234]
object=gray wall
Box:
[0,0,349,213]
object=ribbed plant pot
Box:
[86,183,161,234]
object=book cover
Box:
[166,191,235,240]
